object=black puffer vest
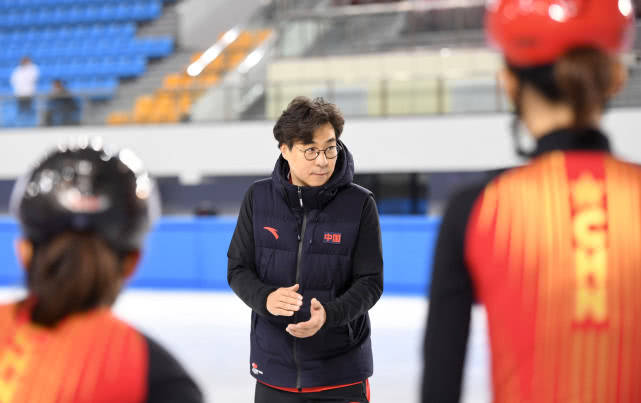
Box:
[249,142,374,388]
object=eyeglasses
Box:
[297,145,342,161]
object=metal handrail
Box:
[280,0,486,19]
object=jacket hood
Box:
[272,140,354,210]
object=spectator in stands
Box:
[3,142,203,403]
[228,96,383,403]
[423,1,637,402]
[10,57,39,118]
[45,80,79,126]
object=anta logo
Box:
[264,227,279,239]
[251,362,264,375]
[323,232,342,244]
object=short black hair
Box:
[273,96,345,149]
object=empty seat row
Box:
[0,2,161,27]
[0,58,146,79]
[0,37,174,59]
[0,0,172,8]
[0,23,136,42]
[0,77,118,96]
[0,55,142,67]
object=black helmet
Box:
[10,138,160,252]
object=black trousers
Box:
[255,381,369,403]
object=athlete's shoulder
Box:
[86,309,139,332]
[607,155,641,172]
[447,170,505,213]
[0,303,16,328]
[68,309,147,354]
[0,302,14,315]
[143,333,204,403]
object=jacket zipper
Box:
[293,186,307,390]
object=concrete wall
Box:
[1,109,641,179]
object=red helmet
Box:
[486,0,636,67]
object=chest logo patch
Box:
[323,232,342,244]
[264,227,279,240]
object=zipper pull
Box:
[297,187,303,208]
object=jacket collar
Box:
[532,127,611,158]
[272,140,354,211]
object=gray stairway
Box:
[83,1,196,125]
[137,1,180,38]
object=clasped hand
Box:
[266,284,327,338]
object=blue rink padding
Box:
[0,216,441,296]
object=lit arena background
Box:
[1,1,641,402]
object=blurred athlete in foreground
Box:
[423,1,637,402]
[0,140,203,403]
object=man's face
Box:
[281,123,338,188]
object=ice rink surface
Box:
[0,288,491,403]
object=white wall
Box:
[2,109,641,180]
[267,50,501,81]
[265,50,502,119]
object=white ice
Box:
[0,288,491,403]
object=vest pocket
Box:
[298,323,351,361]
[254,315,292,363]
[297,289,352,360]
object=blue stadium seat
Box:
[16,10,32,26]
[69,77,118,99]
[0,82,10,96]
[96,58,113,75]
[1,13,13,28]
[129,38,173,58]
[148,37,174,57]
[2,99,39,128]
[67,59,85,76]
[0,0,162,7]
[37,80,53,93]
[115,4,131,21]
[122,57,145,76]
[0,5,165,27]
[38,27,53,40]
[0,0,172,127]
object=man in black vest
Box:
[228,96,384,403]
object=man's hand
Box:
[266,284,303,316]
[286,298,326,338]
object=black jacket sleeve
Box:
[145,335,203,403]
[324,195,384,327]
[227,185,278,317]
[422,185,483,403]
